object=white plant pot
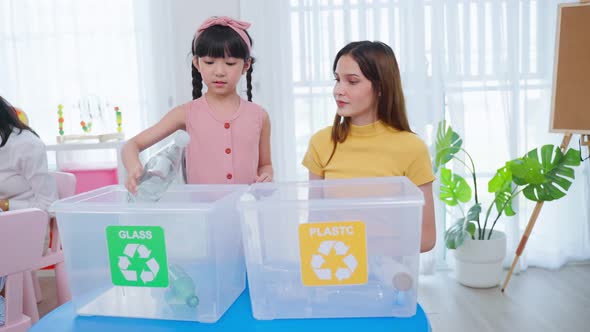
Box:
[453,230,507,288]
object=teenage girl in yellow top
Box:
[302,41,436,253]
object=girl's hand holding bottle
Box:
[126,164,143,194]
[255,172,272,183]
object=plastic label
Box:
[106,226,169,287]
[298,221,368,286]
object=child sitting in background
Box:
[0,96,58,326]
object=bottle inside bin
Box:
[165,264,199,308]
[128,131,190,202]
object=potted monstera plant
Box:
[435,121,581,287]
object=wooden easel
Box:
[582,134,590,153]
[501,133,572,292]
[502,134,590,292]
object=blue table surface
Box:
[31,290,431,332]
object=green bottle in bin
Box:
[165,264,199,308]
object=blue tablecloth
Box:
[31,290,431,332]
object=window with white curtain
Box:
[243,0,590,270]
[286,0,557,181]
[0,0,144,144]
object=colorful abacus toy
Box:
[56,98,124,144]
[115,106,122,133]
[80,120,93,133]
[58,104,64,136]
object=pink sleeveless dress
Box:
[184,96,264,184]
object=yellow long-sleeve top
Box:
[302,120,435,186]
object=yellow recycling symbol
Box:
[299,221,368,286]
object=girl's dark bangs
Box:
[195,27,249,59]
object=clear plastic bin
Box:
[50,184,248,323]
[238,177,424,320]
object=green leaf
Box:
[508,158,544,185]
[434,121,463,172]
[489,166,516,216]
[439,168,472,206]
[466,203,482,222]
[509,145,581,202]
[465,222,477,238]
[444,218,467,249]
[540,144,555,172]
[563,148,582,166]
[495,190,516,216]
[445,215,478,249]
[488,166,511,193]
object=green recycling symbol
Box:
[106,226,169,287]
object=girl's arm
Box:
[255,111,273,182]
[419,181,436,252]
[122,105,186,193]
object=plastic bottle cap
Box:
[392,272,413,291]
[174,131,190,147]
[186,295,200,307]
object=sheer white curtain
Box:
[242,0,590,270]
[0,0,167,144]
[131,0,176,132]
[240,1,298,182]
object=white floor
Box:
[419,264,590,332]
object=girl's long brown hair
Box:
[327,41,412,165]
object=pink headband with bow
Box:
[194,16,252,53]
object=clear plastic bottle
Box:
[129,131,190,202]
[165,264,199,308]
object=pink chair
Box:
[28,172,75,321]
[41,171,75,304]
[51,171,76,199]
[0,209,48,332]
